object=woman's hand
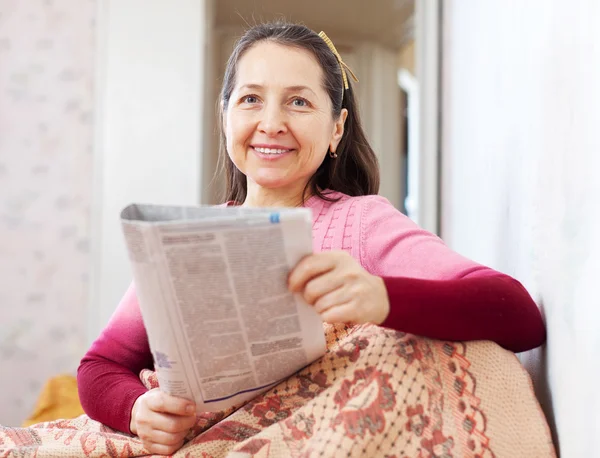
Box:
[130,388,197,456]
[288,251,390,325]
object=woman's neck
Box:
[243,182,311,208]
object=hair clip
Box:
[318,31,359,91]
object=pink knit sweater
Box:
[77,191,545,433]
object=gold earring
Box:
[329,150,338,159]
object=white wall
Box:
[441,1,600,456]
[89,0,212,343]
[0,0,95,426]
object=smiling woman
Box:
[223,42,345,206]
[71,21,550,457]
[218,24,379,208]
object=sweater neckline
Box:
[224,189,341,211]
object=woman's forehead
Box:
[235,42,324,90]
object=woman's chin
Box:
[249,172,293,190]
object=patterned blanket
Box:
[0,323,556,457]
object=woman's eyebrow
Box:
[238,83,317,97]
[285,85,317,97]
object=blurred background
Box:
[1,1,599,456]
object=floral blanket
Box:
[0,323,555,457]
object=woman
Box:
[77,22,546,455]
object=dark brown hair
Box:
[218,21,380,204]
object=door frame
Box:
[415,0,442,235]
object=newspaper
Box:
[120,203,327,412]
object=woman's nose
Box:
[258,105,287,136]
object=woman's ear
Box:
[329,108,348,153]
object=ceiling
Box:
[215,0,414,49]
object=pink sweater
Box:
[77,192,545,433]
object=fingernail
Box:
[186,405,195,414]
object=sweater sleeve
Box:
[77,283,153,434]
[380,271,546,352]
[360,196,546,352]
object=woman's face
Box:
[224,42,347,195]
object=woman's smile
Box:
[250,144,296,161]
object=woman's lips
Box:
[251,146,295,160]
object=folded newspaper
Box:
[120,203,327,412]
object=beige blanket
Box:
[0,323,556,457]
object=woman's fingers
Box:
[289,251,390,325]
[138,412,195,455]
[149,411,197,434]
[320,302,357,324]
[146,390,195,416]
[302,270,346,305]
[132,389,197,455]
[288,253,339,292]
[313,286,353,314]
[140,428,186,446]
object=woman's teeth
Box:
[254,147,291,155]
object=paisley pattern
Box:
[0,324,556,457]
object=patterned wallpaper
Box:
[0,0,95,426]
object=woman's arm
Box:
[360,196,546,352]
[380,269,546,352]
[77,283,153,434]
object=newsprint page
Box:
[120,204,327,411]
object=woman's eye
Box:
[242,95,259,104]
[292,98,308,107]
